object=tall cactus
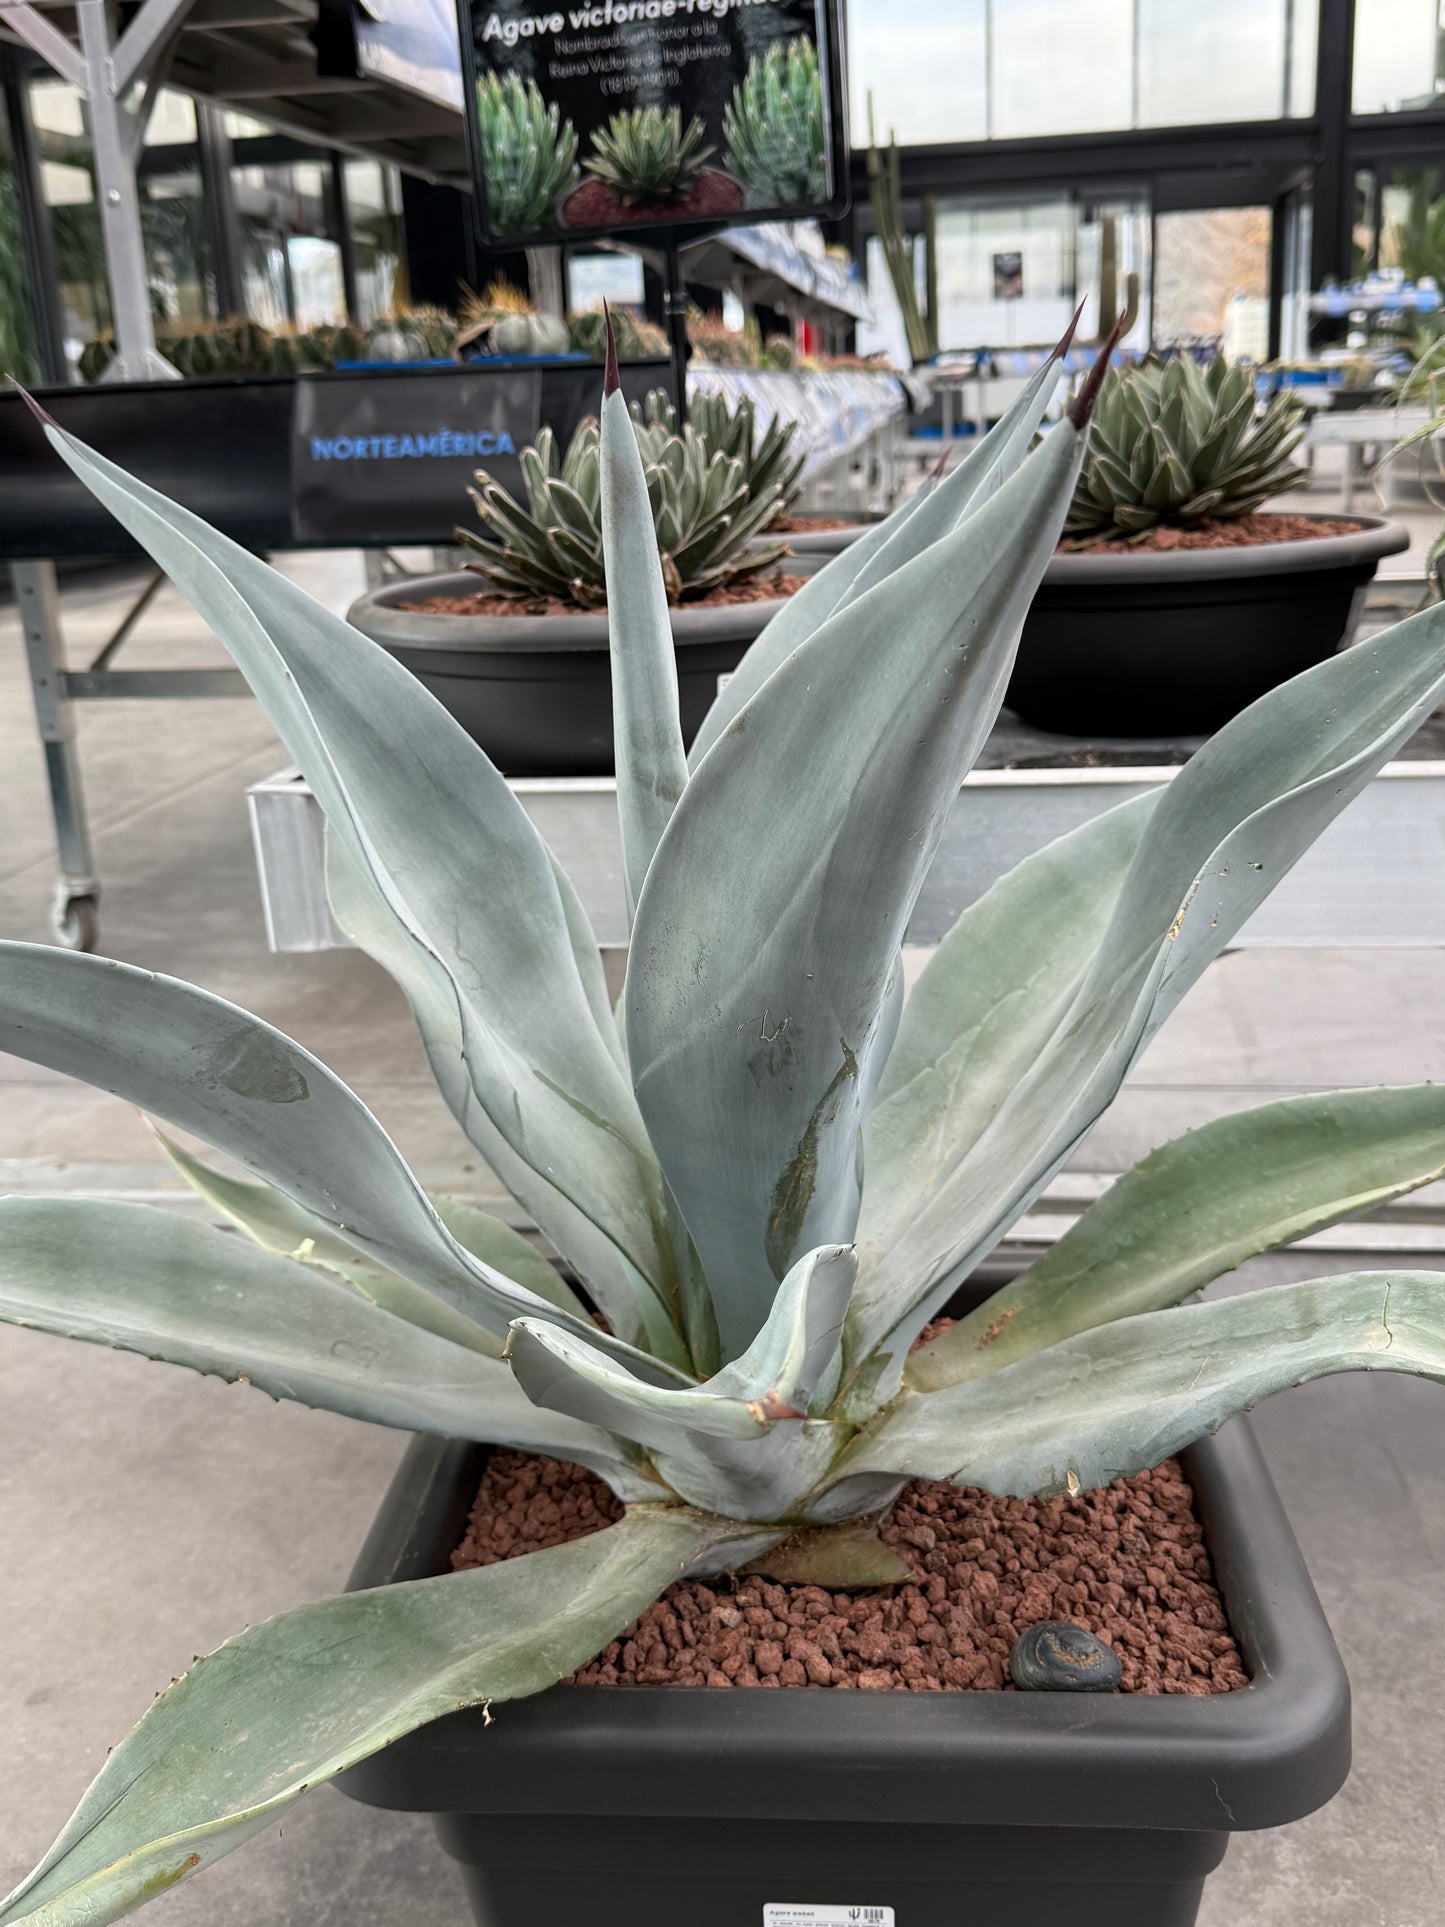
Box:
[865,92,936,364]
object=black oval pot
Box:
[347,559,819,776]
[336,1415,1348,1927]
[1009,514,1409,738]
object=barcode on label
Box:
[763,1907,894,1926]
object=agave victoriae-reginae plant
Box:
[475,73,578,234]
[7,313,1445,1925]
[1063,352,1310,547]
[636,386,806,525]
[584,106,713,205]
[457,386,794,605]
[723,36,829,209]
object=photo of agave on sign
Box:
[461,0,846,243]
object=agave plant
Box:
[475,73,578,234]
[585,106,712,205]
[457,384,792,605]
[6,317,1445,1926]
[1064,353,1309,547]
[635,386,805,528]
[723,36,828,208]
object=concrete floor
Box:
[2,452,1445,1923]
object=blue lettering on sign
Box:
[309,430,517,462]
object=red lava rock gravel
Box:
[1063,511,1362,554]
[562,172,745,228]
[451,1449,1248,1697]
[402,572,806,618]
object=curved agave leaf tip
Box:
[1054,298,1086,361]
[10,380,59,430]
[1068,309,1130,431]
[603,301,620,395]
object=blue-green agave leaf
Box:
[0,945,671,1377]
[508,1241,858,1460]
[858,793,1160,1282]
[600,353,689,923]
[0,1199,649,1491]
[0,1507,770,1927]
[507,1319,851,1521]
[842,601,1445,1409]
[626,418,1088,1359]
[910,1083,1445,1391]
[814,1271,1445,1516]
[322,832,677,1359]
[706,1242,856,1415]
[687,348,1069,767]
[155,1130,585,1353]
[506,1318,784,1446]
[31,411,678,1360]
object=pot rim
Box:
[348,554,822,654]
[337,1415,1349,1835]
[1045,512,1408,584]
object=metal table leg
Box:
[13,560,101,950]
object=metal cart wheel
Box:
[54,891,100,952]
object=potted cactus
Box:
[474,73,578,236]
[457,278,571,360]
[568,304,670,362]
[79,310,461,380]
[347,384,808,773]
[1010,353,1409,735]
[8,326,1445,1927]
[723,36,829,210]
[561,106,744,228]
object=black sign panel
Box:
[459,0,848,246]
[291,368,541,544]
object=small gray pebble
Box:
[1010,1621,1122,1692]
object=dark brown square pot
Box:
[335,1418,1349,1927]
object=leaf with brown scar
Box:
[746,1516,912,1588]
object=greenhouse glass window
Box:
[848,0,1319,145]
[1352,0,1445,112]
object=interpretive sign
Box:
[458,0,848,245]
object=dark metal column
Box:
[329,150,360,318]
[2,48,68,384]
[1309,0,1358,289]
[195,100,244,319]
[1268,193,1288,359]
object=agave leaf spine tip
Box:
[1069,310,1130,432]
[1054,299,1086,362]
[603,302,620,396]
[10,380,59,430]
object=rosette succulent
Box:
[568,304,670,361]
[636,386,805,526]
[5,318,1445,1926]
[476,73,578,234]
[457,384,793,605]
[585,106,712,205]
[724,36,828,208]
[1064,353,1309,547]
